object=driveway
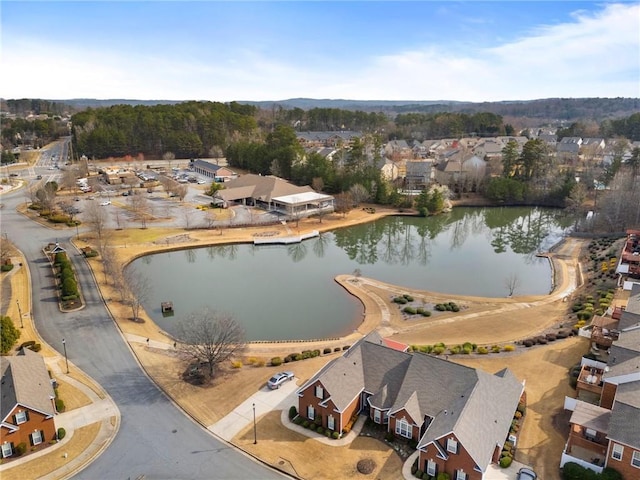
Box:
[210,378,299,441]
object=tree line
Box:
[71,101,258,159]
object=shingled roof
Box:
[298,333,523,471]
[1,348,56,422]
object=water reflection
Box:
[132,207,572,341]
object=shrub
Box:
[557,330,570,339]
[499,456,512,468]
[246,357,257,365]
[231,360,242,368]
[332,431,339,439]
[334,347,341,352]
[451,304,460,312]
[421,310,432,317]
[323,348,331,354]
[293,416,303,425]
[288,406,298,420]
[415,470,424,479]
[449,345,461,355]
[316,426,324,434]
[20,340,37,349]
[403,306,417,315]
[436,473,450,480]
[15,442,27,456]
[342,345,350,350]
[48,214,72,224]
[491,345,501,353]
[294,354,303,361]
[393,296,408,304]
[576,310,593,321]
[55,398,65,412]
[0,264,14,272]
[562,462,598,480]
[255,359,266,367]
[536,336,548,345]
[31,343,42,352]
[432,346,446,355]
[546,333,557,341]
[302,421,310,428]
[503,344,516,352]
[403,294,414,302]
[523,339,534,347]
[271,357,282,367]
[477,346,488,354]
[435,304,446,311]
[57,427,66,440]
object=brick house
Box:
[561,284,640,478]
[1,348,57,459]
[297,332,524,479]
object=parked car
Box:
[100,201,111,206]
[267,371,295,389]
[516,468,537,480]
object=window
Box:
[383,411,389,424]
[31,430,43,446]
[373,409,381,424]
[307,405,315,421]
[447,438,458,454]
[395,419,412,439]
[612,443,624,461]
[426,460,437,476]
[14,411,27,424]
[455,470,466,480]
[585,428,597,441]
[1,443,12,458]
[632,450,640,468]
[315,385,323,399]
[327,415,335,431]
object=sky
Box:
[1,1,639,102]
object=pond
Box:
[131,207,572,341]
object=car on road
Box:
[100,201,111,206]
[516,468,537,480]
[267,371,294,389]
[36,175,42,179]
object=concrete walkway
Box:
[209,377,299,441]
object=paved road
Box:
[1,182,284,478]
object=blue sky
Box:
[1,1,639,102]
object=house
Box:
[0,348,57,459]
[561,283,640,478]
[297,332,524,479]
[189,159,237,182]
[213,174,334,217]
[404,160,434,189]
[557,137,583,155]
[616,229,640,282]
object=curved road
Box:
[1,183,283,478]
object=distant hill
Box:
[3,97,638,124]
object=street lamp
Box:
[253,403,257,444]
[62,338,69,374]
[16,300,24,328]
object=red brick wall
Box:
[0,406,56,457]
[606,441,640,480]
[600,382,617,409]
[389,409,420,441]
[419,435,482,480]
[297,381,360,432]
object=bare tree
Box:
[129,191,150,228]
[163,151,175,170]
[58,200,78,223]
[176,184,188,202]
[177,308,246,380]
[504,273,520,297]
[85,201,109,250]
[122,266,151,322]
[182,208,194,230]
[311,177,324,193]
[349,183,370,206]
[61,166,79,193]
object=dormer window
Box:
[447,438,458,454]
[315,385,323,399]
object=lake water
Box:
[131,207,572,341]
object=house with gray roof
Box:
[561,283,640,477]
[1,348,57,459]
[297,332,524,479]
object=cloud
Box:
[1,3,638,101]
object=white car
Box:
[267,371,295,389]
[100,201,111,206]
